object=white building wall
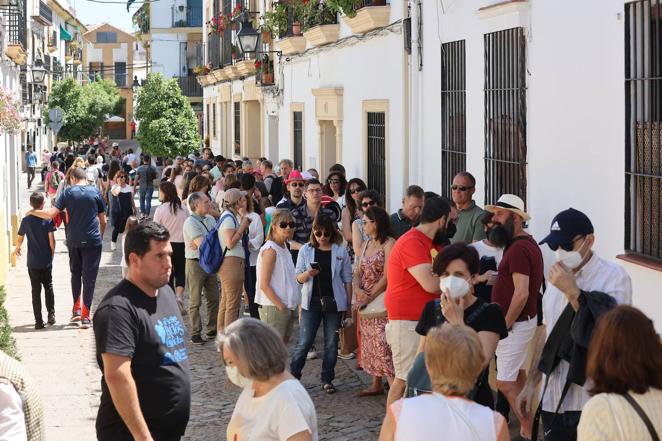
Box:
[151,34,186,77]
[112,43,129,62]
[415,0,662,328]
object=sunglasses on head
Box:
[279,221,296,229]
[362,200,375,208]
[451,185,474,192]
[314,230,331,238]
[290,182,304,187]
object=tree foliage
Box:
[135,73,200,158]
[45,77,121,142]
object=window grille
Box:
[483,27,527,206]
[625,0,662,259]
[441,40,466,199]
[293,111,303,170]
[367,111,386,199]
[234,101,241,155]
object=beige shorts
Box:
[259,305,296,341]
[385,320,420,380]
[495,316,537,382]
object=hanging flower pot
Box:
[292,21,302,36]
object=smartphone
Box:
[310,262,320,271]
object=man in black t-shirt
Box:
[93,222,191,441]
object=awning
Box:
[105,115,125,123]
[60,24,72,41]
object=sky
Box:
[73,0,137,33]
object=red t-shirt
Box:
[491,235,544,319]
[385,228,441,321]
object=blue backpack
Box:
[198,212,237,274]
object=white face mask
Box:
[555,239,586,270]
[439,275,471,299]
[225,365,252,389]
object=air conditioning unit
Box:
[0,16,6,58]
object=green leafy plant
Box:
[0,288,19,360]
[263,2,288,36]
[135,72,200,158]
[326,0,363,17]
[301,0,336,31]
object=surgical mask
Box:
[555,239,586,270]
[225,365,252,389]
[439,275,471,299]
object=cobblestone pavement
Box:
[7,172,386,440]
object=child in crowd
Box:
[120,216,139,278]
[14,192,57,329]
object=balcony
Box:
[47,30,57,51]
[176,75,202,97]
[1,3,28,64]
[342,0,390,34]
[172,5,202,28]
[32,0,52,26]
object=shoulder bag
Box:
[358,240,387,319]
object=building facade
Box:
[82,23,137,140]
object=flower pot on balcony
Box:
[236,59,256,76]
[73,59,81,65]
[275,36,306,55]
[48,45,57,53]
[196,75,208,86]
[303,24,340,47]
[262,30,272,44]
[65,55,72,62]
[262,73,274,85]
[292,21,302,36]
[342,5,391,34]
[5,44,26,63]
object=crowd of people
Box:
[8,142,662,441]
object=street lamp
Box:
[31,59,47,84]
[236,13,259,56]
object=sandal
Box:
[322,383,336,394]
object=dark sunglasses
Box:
[328,179,340,184]
[314,230,331,238]
[361,200,376,208]
[451,185,474,192]
[290,182,305,188]
[350,187,364,194]
[118,175,127,179]
[279,221,296,229]
[549,236,583,252]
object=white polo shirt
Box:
[541,253,632,413]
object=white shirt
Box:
[0,380,27,441]
[227,379,318,441]
[255,241,299,309]
[542,253,632,412]
[470,240,504,267]
[246,212,264,266]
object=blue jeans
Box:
[290,308,341,384]
[139,186,154,216]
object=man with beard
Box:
[485,194,543,435]
[384,196,456,405]
[93,222,191,441]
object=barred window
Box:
[625,0,662,260]
[234,101,241,155]
[293,111,303,170]
[206,103,210,138]
[441,40,466,199]
[212,103,217,138]
[367,112,386,199]
[483,27,527,205]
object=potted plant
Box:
[175,19,187,26]
[326,0,362,17]
[263,2,287,37]
[0,86,21,136]
[301,0,335,32]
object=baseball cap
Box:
[224,188,246,205]
[176,155,184,161]
[539,208,594,250]
[112,142,119,147]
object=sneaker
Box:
[70,310,81,323]
[35,322,45,330]
[338,352,356,360]
[190,335,205,345]
[307,346,318,360]
[47,313,56,325]
[80,317,91,329]
[110,241,117,251]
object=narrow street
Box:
[5,171,386,440]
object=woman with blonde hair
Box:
[379,324,509,441]
[255,210,298,341]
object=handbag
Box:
[357,240,387,319]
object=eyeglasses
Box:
[314,230,331,238]
[328,179,340,184]
[350,187,364,194]
[451,185,474,192]
[290,182,305,188]
[362,200,376,208]
[279,221,296,229]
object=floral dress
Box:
[358,243,395,378]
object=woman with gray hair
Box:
[218,318,318,441]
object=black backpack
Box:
[269,175,284,203]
